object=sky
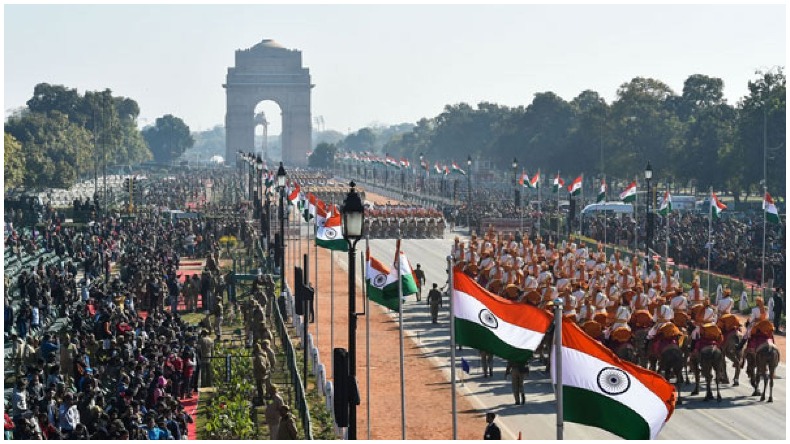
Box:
[3,2,787,136]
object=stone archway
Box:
[224,39,312,166]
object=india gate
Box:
[224,39,312,166]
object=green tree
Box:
[4,111,93,189]
[4,132,25,189]
[731,67,786,200]
[340,127,377,152]
[142,114,195,163]
[308,142,337,169]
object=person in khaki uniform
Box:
[276,405,298,440]
[427,283,443,324]
[264,386,284,439]
[505,360,527,405]
[480,350,494,378]
[252,343,270,404]
[197,330,214,388]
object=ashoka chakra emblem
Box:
[596,367,631,395]
[478,309,499,329]
[373,274,388,288]
[325,228,337,239]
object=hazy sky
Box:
[4,3,786,135]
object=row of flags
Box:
[451,270,675,440]
[337,151,471,175]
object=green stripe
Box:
[766,211,781,224]
[622,194,636,203]
[563,385,650,440]
[367,285,400,311]
[454,318,532,364]
[316,238,348,251]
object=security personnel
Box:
[427,283,443,324]
[505,360,527,405]
[197,329,214,388]
[414,264,426,301]
[483,412,501,440]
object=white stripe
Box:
[556,347,668,439]
[453,289,544,351]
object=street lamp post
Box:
[277,162,287,295]
[466,155,472,232]
[645,161,653,269]
[255,155,263,220]
[512,157,519,211]
[341,181,365,440]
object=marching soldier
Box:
[505,360,527,405]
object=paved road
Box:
[332,231,785,440]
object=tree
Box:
[142,114,195,163]
[4,132,25,189]
[308,143,337,169]
[4,111,93,189]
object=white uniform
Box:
[670,293,688,312]
[716,295,734,316]
[687,287,706,307]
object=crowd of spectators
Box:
[3,171,250,440]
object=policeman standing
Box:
[414,264,426,301]
[427,283,443,324]
[505,360,527,405]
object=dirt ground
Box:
[284,193,485,440]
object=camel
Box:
[648,338,686,405]
[690,345,723,402]
[719,328,744,386]
[746,342,780,403]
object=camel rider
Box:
[740,297,775,351]
[647,305,681,356]
[716,287,735,316]
[593,290,609,323]
[687,278,706,307]
[630,288,654,330]
[561,290,577,322]
[689,306,723,366]
[606,305,632,344]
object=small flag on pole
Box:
[461,357,470,374]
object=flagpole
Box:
[397,232,406,440]
[579,174,584,236]
[633,175,638,258]
[315,219,319,341]
[665,181,669,267]
[330,249,334,377]
[553,297,564,440]
[761,185,767,296]
[705,185,716,298]
[557,170,561,241]
[448,255,457,440]
[363,234,371,440]
[603,175,607,251]
[537,171,542,238]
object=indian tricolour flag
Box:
[764,192,781,224]
[287,184,301,205]
[393,240,419,297]
[315,212,348,251]
[620,181,637,203]
[434,162,442,174]
[452,270,552,363]
[551,318,677,440]
[366,249,399,311]
[567,175,583,196]
[552,174,565,193]
[597,179,606,203]
[529,171,540,189]
[451,161,466,175]
[518,171,529,187]
[711,191,726,220]
[658,190,672,216]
